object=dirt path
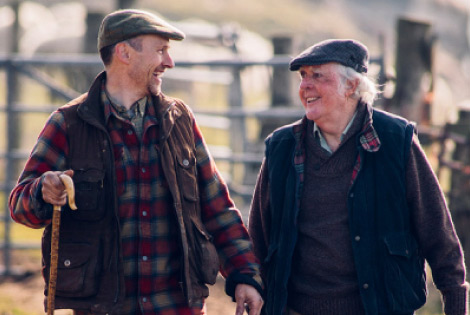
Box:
[0,250,236,314]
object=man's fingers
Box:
[63,169,74,178]
[247,298,263,315]
[41,171,71,206]
[248,301,262,315]
[234,284,263,315]
[42,189,67,206]
[235,300,245,315]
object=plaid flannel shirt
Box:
[9,85,261,314]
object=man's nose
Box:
[300,78,313,89]
[163,52,175,68]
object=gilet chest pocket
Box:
[176,153,198,201]
[71,169,106,221]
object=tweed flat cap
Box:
[289,39,369,73]
[97,9,185,51]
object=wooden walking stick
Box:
[47,174,77,315]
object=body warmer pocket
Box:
[44,242,101,298]
[382,232,427,313]
[190,217,219,285]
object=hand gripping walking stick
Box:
[47,174,77,315]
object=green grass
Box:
[0,281,42,315]
[0,296,29,315]
[0,223,43,243]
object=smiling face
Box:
[298,62,351,126]
[127,34,174,96]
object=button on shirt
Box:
[99,87,260,314]
[102,89,194,314]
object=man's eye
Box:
[301,72,311,79]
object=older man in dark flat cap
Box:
[10,9,263,315]
[249,39,468,315]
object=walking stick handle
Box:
[60,174,77,210]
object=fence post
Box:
[1,2,21,277]
[388,18,435,124]
[259,36,295,140]
[271,36,293,107]
[228,66,246,154]
[2,62,17,277]
[373,34,388,108]
[447,106,470,280]
[224,27,250,207]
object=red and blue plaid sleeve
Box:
[192,119,262,290]
[9,111,69,228]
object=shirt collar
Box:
[310,100,381,154]
[313,110,358,154]
[101,81,149,123]
[135,97,148,116]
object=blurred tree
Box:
[259,36,296,140]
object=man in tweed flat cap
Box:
[249,39,468,315]
[10,9,263,315]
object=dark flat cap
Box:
[289,39,369,73]
[97,9,185,51]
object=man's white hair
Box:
[335,63,378,106]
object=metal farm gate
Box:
[0,52,387,276]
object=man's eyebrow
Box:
[155,42,171,49]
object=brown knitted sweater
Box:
[287,109,366,314]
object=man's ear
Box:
[114,42,131,64]
[345,78,359,97]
